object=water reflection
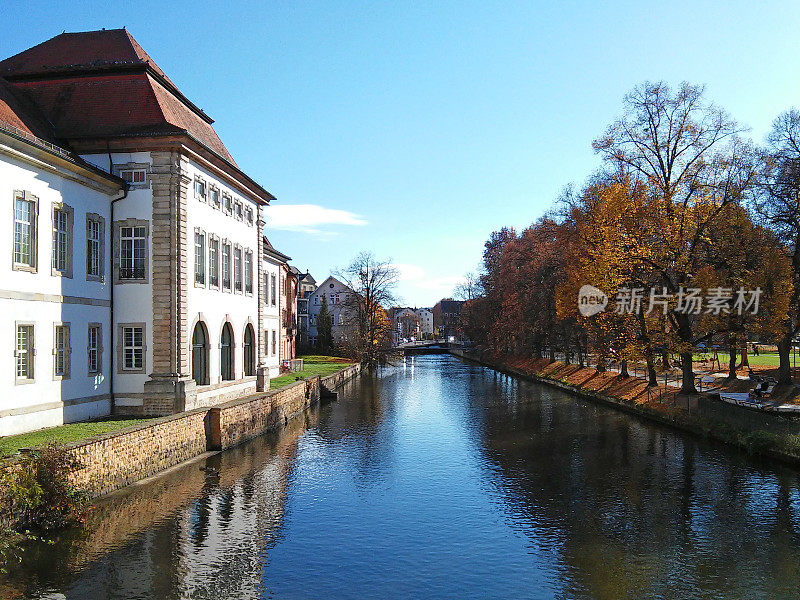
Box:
[4,356,800,599]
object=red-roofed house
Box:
[0,29,278,430]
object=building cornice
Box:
[67,134,274,205]
[0,128,124,195]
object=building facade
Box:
[262,237,289,378]
[294,269,317,348]
[0,81,125,436]
[0,29,282,434]
[307,276,355,347]
[432,299,465,341]
[415,308,434,338]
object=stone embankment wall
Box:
[42,363,362,498]
[450,349,800,466]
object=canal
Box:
[5,354,800,599]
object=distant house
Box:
[262,236,291,377]
[415,307,434,338]
[292,268,317,348]
[432,299,465,340]
[391,308,420,342]
[307,276,356,347]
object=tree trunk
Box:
[661,349,670,369]
[577,343,584,367]
[549,345,555,362]
[620,360,629,378]
[728,341,737,381]
[741,345,749,368]
[778,336,792,385]
[680,351,697,394]
[646,355,657,387]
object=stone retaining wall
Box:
[62,409,210,498]
[27,362,363,498]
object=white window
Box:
[86,216,103,279]
[208,186,220,209]
[223,194,232,214]
[209,237,219,288]
[87,324,101,374]
[120,169,146,184]
[15,324,34,381]
[52,205,72,276]
[194,231,205,285]
[234,200,243,220]
[194,178,206,201]
[54,323,70,378]
[121,325,144,371]
[234,247,243,292]
[14,191,37,270]
[119,225,147,280]
[245,206,254,226]
[272,330,277,355]
[271,274,277,306]
[222,243,231,291]
[245,250,253,294]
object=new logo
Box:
[578,285,608,317]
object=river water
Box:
[5,354,800,599]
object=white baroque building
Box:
[0,29,294,435]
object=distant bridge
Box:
[397,340,463,355]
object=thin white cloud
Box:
[392,263,462,298]
[265,204,367,237]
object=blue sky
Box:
[4,1,800,306]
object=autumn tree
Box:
[593,81,757,393]
[338,252,399,367]
[754,108,800,383]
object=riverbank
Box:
[451,349,800,467]
[0,362,363,499]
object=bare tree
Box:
[338,252,399,367]
[594,81,756,393]
[453,271,482,301]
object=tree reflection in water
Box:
[4,356,800,600]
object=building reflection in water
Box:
[6,356,800,599]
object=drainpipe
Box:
[108,151,128,415]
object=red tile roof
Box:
[0,78,55,141]
[0,28,238,166]
[0,28,176,87]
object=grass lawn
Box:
[0,418,153,458]
[270,355,354,390]
[693,351,793,368]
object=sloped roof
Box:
[0,28,177,87]
[0,78,55,141]
[0,29,237,165]
[263,235,291,263]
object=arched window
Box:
[191,321,209,386]
[243,324,255,377]
[221,322,234,381]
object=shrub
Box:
[0,445,86,572]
